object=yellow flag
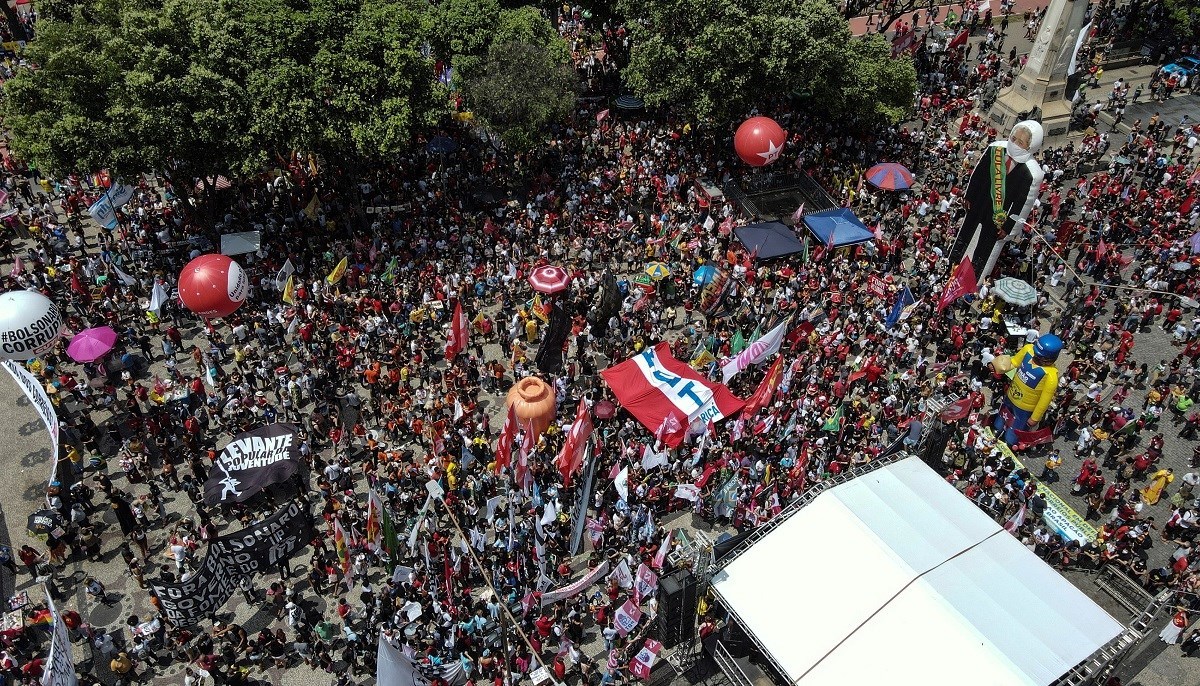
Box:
[532,294,550,323]
[326,256,347,284]
[281,274,295,304]
[303,193,320,220]
[690,350,716,369]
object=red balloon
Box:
[734,116,787,166]
[177,254,248,318]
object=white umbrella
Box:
[993,277,1038,306]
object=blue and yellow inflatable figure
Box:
[995,333,1062,445]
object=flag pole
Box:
[432,496,552,678]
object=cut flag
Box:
[884,286,915,330]
[326,256,348,284]
[741,356,784,419]
[445,300,468,361]
[556,398,594,487]
[494,402,518,475]
[937,256,977,312]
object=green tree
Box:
[1,0,444,195]
[312,0,444,158]
[462,40,580,150]
[619,0,916,125]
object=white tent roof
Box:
[711,457,1122,686]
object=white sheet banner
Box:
[42,589,77,686]
[609,559,634,589]
[87,195,117,230]
[2,360,59,480]
[540,560,610,607]
[721,320,788,383]
[378,634,465,686]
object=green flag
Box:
[802,237,810,263]
[382,257,398,283]
[821,404,844,432]
[731,330,746,354]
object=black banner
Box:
[203,423,302,505]
[149,501,311,626]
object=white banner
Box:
[378,634,465,686]
[721,320,788,383]
[540,560,610,607]
[2,360,59,480]
[42,589,77,686]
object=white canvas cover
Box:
[711,457,1122,685]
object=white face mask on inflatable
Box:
[1005,120,1044,164]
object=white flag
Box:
[112,264,137,286]
[148,280,169,314]
[276,258,295,290]
[615,466,629,502]
[641,444,670,471]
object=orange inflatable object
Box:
[506,377,557,439]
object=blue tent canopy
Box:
[733,222,807,261]
[802,208,876,248]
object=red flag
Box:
[515,419,536,492]
[557,398,594,486]
[1095,238,1108,259]
[1012,425,1054,450]
[445,300,468,361]
[948,28,968,49]
[937,257,977,312]
[654,412,682,448]
[741,356,784,418]
[596,109,610,123]
[494,402,518,474]
[938,396,974,422]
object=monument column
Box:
[988,0,1091,138]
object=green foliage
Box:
[619,0,916,125]
[462,40,580,151]
[2,0,444,185]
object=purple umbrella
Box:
[66,326,118,363]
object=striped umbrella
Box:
[527,265,571,294]
[644,262,671,281]
[993,277,1038,306]
[865,163,914,191]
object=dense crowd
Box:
[0,2,1197,685]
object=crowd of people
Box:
[0,2,1196,685]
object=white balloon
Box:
[0,291,63,360]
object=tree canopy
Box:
[462,40,580,151]
[618,0,916,125]
[2,0,443,189]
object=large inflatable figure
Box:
[949,120,1045,282]
[995,333,1062,445]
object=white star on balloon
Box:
[757,139,784,163]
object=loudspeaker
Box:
[657,568,698,648]
[920,421,953,468]
[722,621,752,658]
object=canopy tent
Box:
[711,457,1123,686]
[600,342,743,447]
[733,222,807,261]
[801,208,875,249]
[220,231,262,256]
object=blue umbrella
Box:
[427,136,458,155]
[693,265,717,287]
